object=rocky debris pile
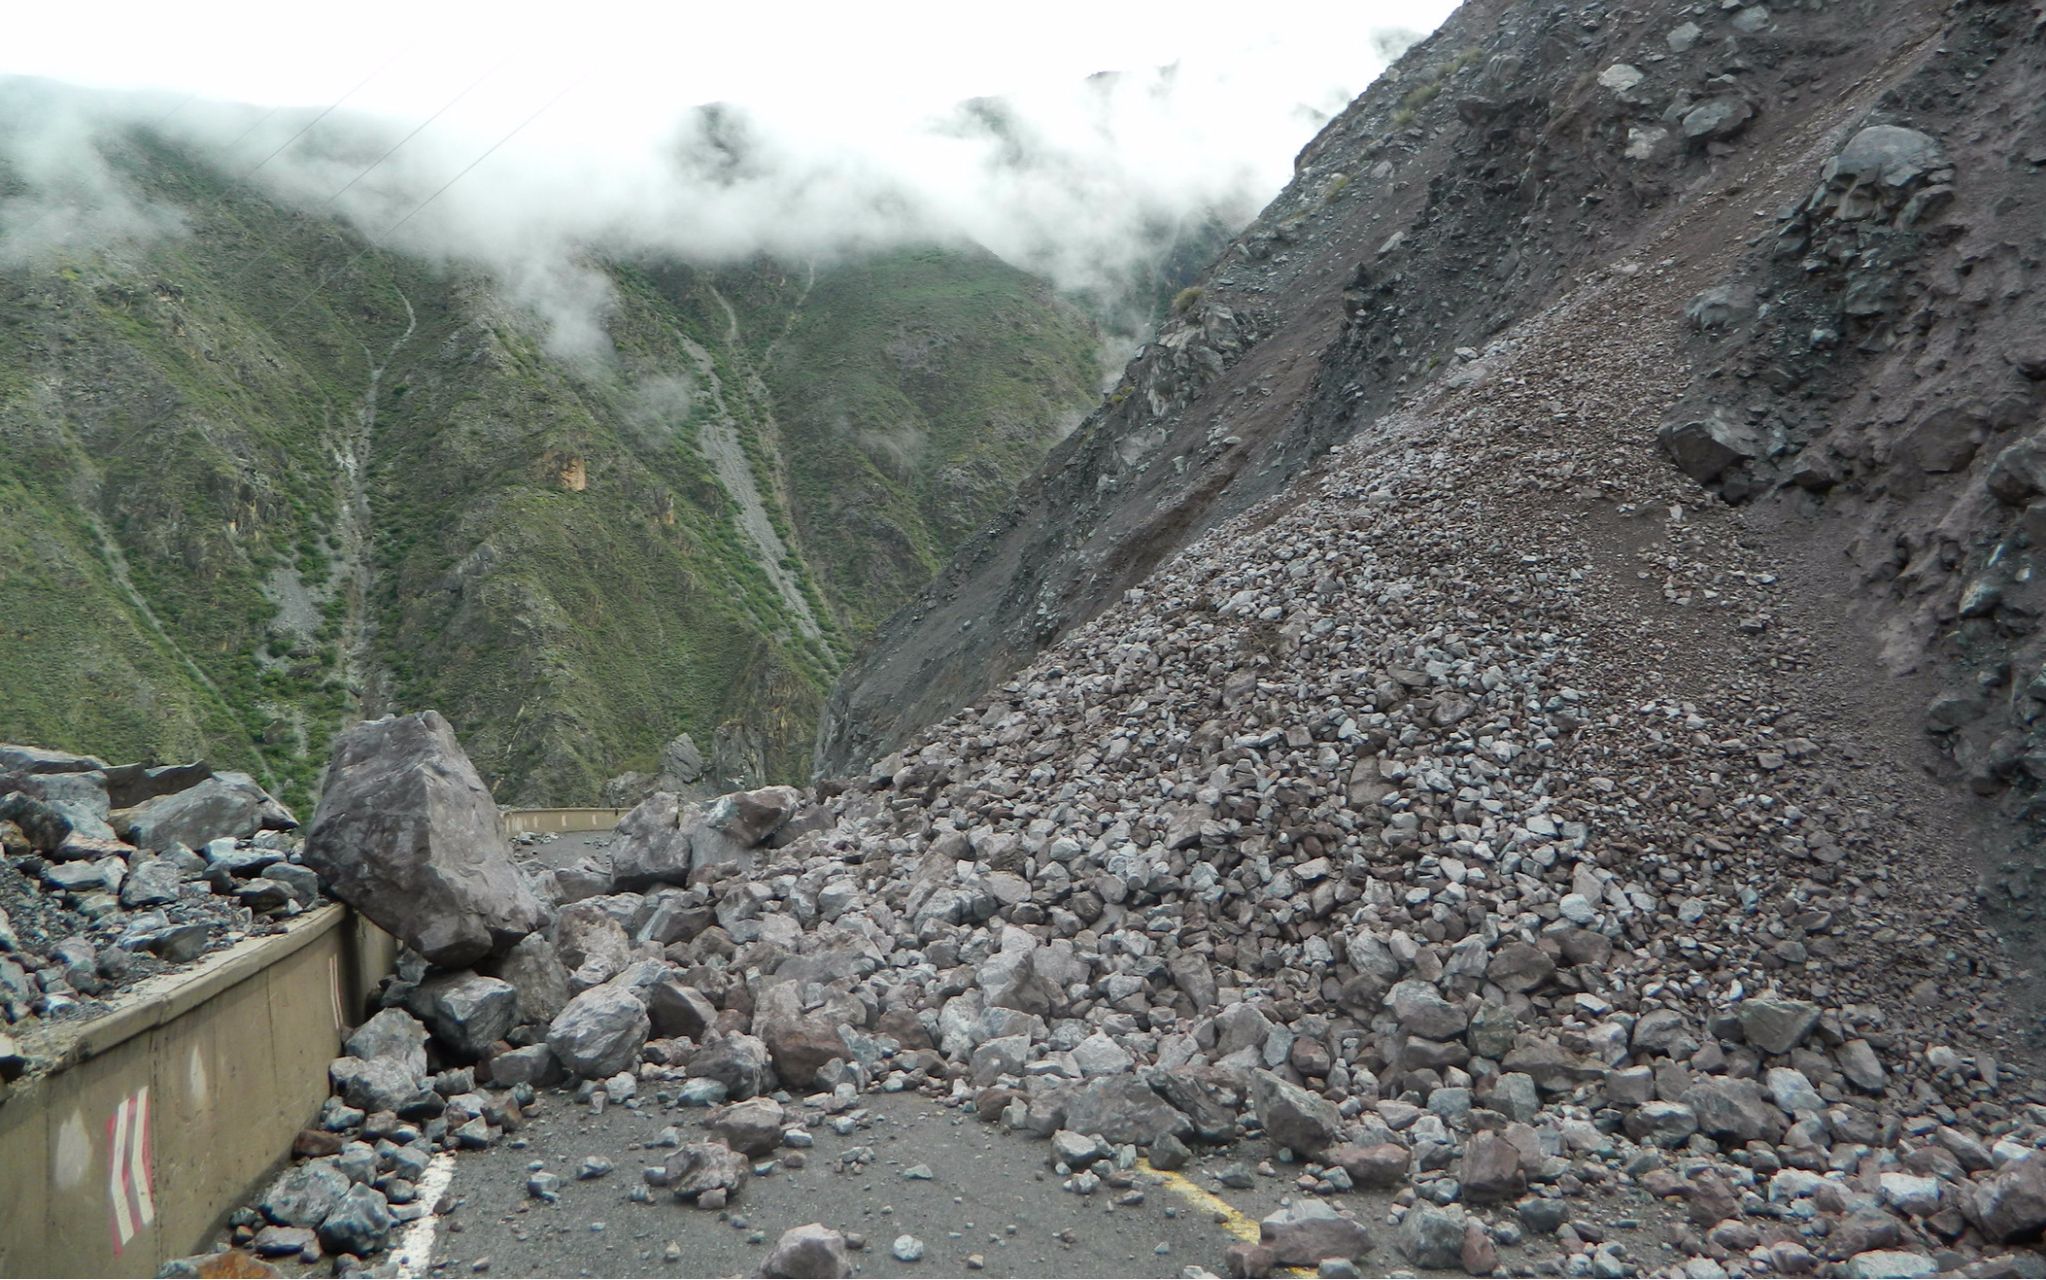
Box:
[818,0,1941,782]
[183,714,812,1268]
[0,743,307,1052]
[1776,125,1954,326]
[259,325,2046,1272]
[1661,124,1960,501]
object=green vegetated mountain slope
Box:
[707,249,1106,634]
[0,125,1107,805]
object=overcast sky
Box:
[3,1,1457,117]
[0,0,1459,349]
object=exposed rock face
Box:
[601,733,715,808]
[303,712,544,966]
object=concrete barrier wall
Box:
[501,807,628,835]
[0,907,395,1278]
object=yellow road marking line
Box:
[1141,1160,1263,1242]
[1139,1159,1316,1277]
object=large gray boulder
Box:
[316,1182,395,1257]
[1397,1203,1467,1269]
[607,792,694,887]
[1989,435,2046,505]
[0,791,116,851]
[687,1032,773,1100]
[547,982,650,1079]
[648,977,718,1040]
[601,733,712,808]
[1251,1068,1344,1155]
[122,776,267,851]
[708,1097,786,1157]
[1828,126,1946,193]
[100,760,213,810]
[260,1159,350,1228]
[1971,1152,2046,1243]
[553,901,632,992]
[487,933,571,1024]
[1683,1077,1787,1144]
[1659,413,1763,483]
[1681,96,1754,143]
[408,972,519,1060]
[0,744,107,776]
[1057,1075,1194,1147]
[345,1008,430,1079]
[302,712,544,967]
[329,1055,421,1113]
[1,768,111,822]
[608,785,805,891]
[1738,996,1821,1055]
[1260,1201,1370,1267]
[761,1223,851,1279]
[666,1142,750,1204]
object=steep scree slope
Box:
[817,0,2033,797]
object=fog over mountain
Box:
[0,4,1448,350]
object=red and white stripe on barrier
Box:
[107,1086,156,1253]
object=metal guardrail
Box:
[500,807,629,835]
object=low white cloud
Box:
[0,3,1454,350]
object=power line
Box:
[214,64,500,295]
[326,66,497,206]
[237,69,383,182]
[220,105,284,153]
[2,68,377,258]
[274,74,586,325]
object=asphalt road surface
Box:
[424,1088,1264,1279]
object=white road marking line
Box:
[391,1150,458,1278]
